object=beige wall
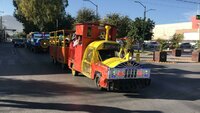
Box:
[153,22,192,40]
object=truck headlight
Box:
[111,68,125,76]
[136,69,150,78]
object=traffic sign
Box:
[196,15,200,20]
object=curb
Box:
[143,60,176,64]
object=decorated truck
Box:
[49,30,74,67]
[50,23,151,91]
[26,32,50,52]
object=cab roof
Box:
[87,40,119,50]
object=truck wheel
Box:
[107,82,112,91]
[95,73,104,90]
[71,64,78,76]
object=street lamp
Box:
[134,1,155,20]
[134,1,155,51]
[0,11,4,42]
[0,11,4,30]
[83,0,98,17]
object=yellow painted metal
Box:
[101,57,128,68]
[50,31,58,45]
[105,25,111,41]
[82,40,130,71]
[56,30,66,64]
[136,53,140,63]
[81,25,136,78]
[82,46,95,78]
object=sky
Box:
[0,0,200,24]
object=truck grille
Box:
[109,61,150,79]
[124,68,136,78]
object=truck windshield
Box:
[98,49,119,61]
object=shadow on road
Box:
[124,63,200,101]
[0,78,105,97]
[0,42,72,76]
[0,99,163,113]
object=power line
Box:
[176,0,200,14]
[140,0,196,10]
[177,0,200,4]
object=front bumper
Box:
[105,67,151,90]
[107,79,151,91]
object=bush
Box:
[170,33,183,49]
[156,38,167,51]
[194,40,200,51]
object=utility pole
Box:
[56,19,58,30]
[134,1,155,51]
[0,11,4,42]
[83,0,98,18]
[0,11,3,30]
[0,16,2,30]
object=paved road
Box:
[0,42,199,113]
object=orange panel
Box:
[192,16,200,29]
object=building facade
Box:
[153,16,200,43]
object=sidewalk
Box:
[138,51,197,64]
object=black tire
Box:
[71,64,78,76]
[95,73,104,90]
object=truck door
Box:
[82,48,94,78]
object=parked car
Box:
[13,39,25,47]
[146,41,160,50]
[12,38,17,44]
[180,43,192,49]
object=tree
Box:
[60,14,75,30]
[103,13,132,38]
[13,0,70,32]
[76,7,99,23]
[127,17,155,50]
[170,33,184,49]
[156,38,167,51]
[43,14,75,32]
[13,32,26,38]
[128,17,155,41]
[13,0,40,33]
